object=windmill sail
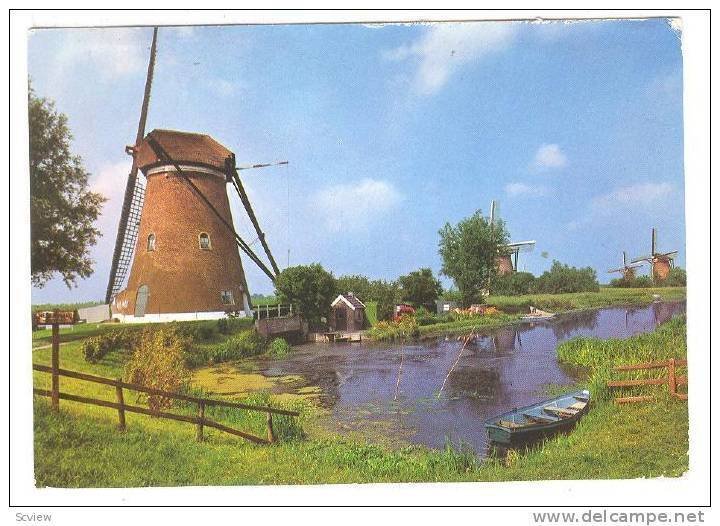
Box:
[105,28,158,304]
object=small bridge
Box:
[253,304,307,341]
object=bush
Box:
[532,260,599,294]
[171,321,217,342]
[609,276,654,288]
[268,337,291,359]
[367,314,420,341]
[124,327,191,411]
[490,271,535,296]
[664,267,686,287]
[210,330,266,363]
[81,328,138,363]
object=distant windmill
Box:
[630,228,678,282]
[489,200,535,274]
[607,251,643,281]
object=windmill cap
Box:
[133,129,234,173]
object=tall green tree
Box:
[398,268,442,308]
[29,83,106,288]
[335,274,373,301]
[438,210,509,306]
[274,264,337,327]
[532,260,599,294]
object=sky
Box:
[27,19,685,303]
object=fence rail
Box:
[33,363,299,444]
[607,358,688,404]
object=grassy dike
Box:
[370,287,686,340]
[32,312,688,487]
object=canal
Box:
[202,301,686,454]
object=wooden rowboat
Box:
[485,389,590,446]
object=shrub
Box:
[124,327,191,411]
[81,328,137,363]
[609,276,654,288]
[532,260,599,294]
[211,330,266,363]
[171,320,217,342]
[367,314,420,341]
[268,337,291,359]
[490,271,535,296]
[664,267,686,287]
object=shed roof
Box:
[134,129,233,172]
[331,293,366,310]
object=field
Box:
[32,312,689,487]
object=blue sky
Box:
[28,19,685,303]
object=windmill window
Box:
[220,290,235,305]
[199,232,211,250]
[147,233,156,252]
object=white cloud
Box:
[53,28,150,79]
[311,178,402,233]
[505,182,546,197]
[203,77,241,97]
[385,22,520,95]
[532,143,568,170]
[591,182,674,212]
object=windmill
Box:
[630,228,678,283]
[105,28,285,322]
[489,200,536,274]
[607,251,643,281]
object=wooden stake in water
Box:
[394,343,405,402]
[437,326,477,399]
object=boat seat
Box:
[543,406,578,418]
[573,395,589,403]
[568,401,587,411]
[498,419,528,429]
[522,413,556,424]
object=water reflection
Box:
[551,310,599,340]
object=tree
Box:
[335,274,373,301]
[398,268,442,308]
[29,83,106,288]
[438,210,509,306]
[274,264,337,327]
[368,279,401,321]
[490,271,536,296]
[532,260,599,294]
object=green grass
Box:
[557,315,687,401]
[487,287,686,314]
[32,314,689,487]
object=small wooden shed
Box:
[329,293,366,332]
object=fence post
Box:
[196,401,205,441]
[266,412,275,443]
[51,322,60,411]
[115,380,126,431]
[668,358,677,396]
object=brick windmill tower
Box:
[630,228,678,283]
[106,29,282,322]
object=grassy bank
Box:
[487,287,686,314]
[369,287,686,340]
[33,314,688,486]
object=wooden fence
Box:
[607,358,688,404]
[33,364,299,444]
